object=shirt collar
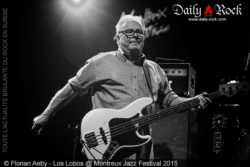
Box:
[116,48,145,66]
[116,48,127,62]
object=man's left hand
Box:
[195,92,212,110]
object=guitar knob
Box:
[103,152,110,159]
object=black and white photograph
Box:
[1,0,250,167]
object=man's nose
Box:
[133,33,141,39]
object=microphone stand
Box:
[68,124,80,160]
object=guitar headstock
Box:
[219,81,250,97]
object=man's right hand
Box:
[32,114,50,135]
[31,83,77,135]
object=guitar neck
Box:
[137,91,221,128]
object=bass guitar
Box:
[81,81,249,160]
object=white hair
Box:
[115,15,146,36]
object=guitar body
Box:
[81,97,153,160]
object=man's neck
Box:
[118,48,145,66]
[119,48,142,62]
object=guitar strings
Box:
[85,91,221,146]
[85,81,245,145]
[85,91,221,147]
[84,90,231,147]
[109,91,221,135]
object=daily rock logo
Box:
[204,5,213,17]
[172,4,242,20]
[172,4,202,18]
[214,4,242,16]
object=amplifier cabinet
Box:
[152,63,198,165]
[162,63,196,97]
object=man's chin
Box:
[129,44,142,51]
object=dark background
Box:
[2,0,250,166]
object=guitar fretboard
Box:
[136,91,221,127]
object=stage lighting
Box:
[51,0,114,66]
[72,0,81,3]
[60,0,90,15]
[66,0,87,7]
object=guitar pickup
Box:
[85,132,98,148]
[100,128,108,145]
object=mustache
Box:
[128,37,144,43]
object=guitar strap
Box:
[143,61,154,102]
[139,61,153,160]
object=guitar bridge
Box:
[85,132,98,148]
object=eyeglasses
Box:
[119,29,146,38]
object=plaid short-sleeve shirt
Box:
[68,50,177,110]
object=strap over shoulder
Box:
[143,61,154,101]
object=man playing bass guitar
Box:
[32,14,211,160]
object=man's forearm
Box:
[42,83,77,118]
[169,96,191,106]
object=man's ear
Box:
[115,34,120,46]
[113,33,120,40]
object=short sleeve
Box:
[68,58,96,96]
[156,65,178,107]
